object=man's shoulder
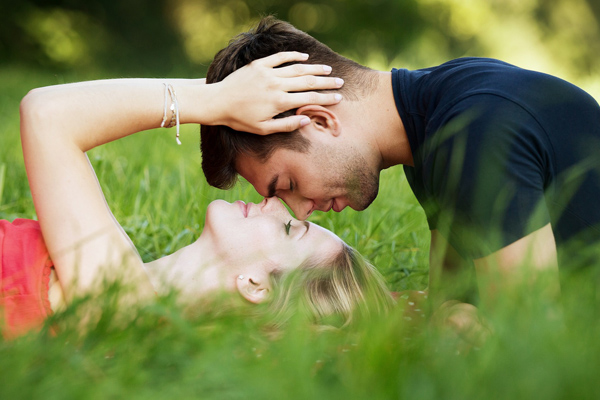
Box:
[434,56,511,68]
[393,57,527,108]
[404,57,517,75]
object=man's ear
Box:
[236,274,272,304]
[296,105,341,137]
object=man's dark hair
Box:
[201,16,373,189]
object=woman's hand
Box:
[208,51,344,135]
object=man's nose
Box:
[279,194,314,221]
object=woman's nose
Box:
[263,196,312,220]
[262,197,286,213]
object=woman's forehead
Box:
[306,221,343,247]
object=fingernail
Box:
[335,78,344,87]
[323,65,332,73]
[300,53,309,59]
[335,94,343,102]
[300,116,310,126]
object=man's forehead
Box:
[236,153,284,195]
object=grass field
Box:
[1,66,600,399]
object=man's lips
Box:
[332,199,340,212]
[327,200,334,212]
[332,199,346,212]
[325,199,342,213]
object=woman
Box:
[1,52,393,339]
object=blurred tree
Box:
[171,0,426,69]
[409,0,600,96]
[0,0,189,75]
[0,0,598,94]
[0,0,426,75]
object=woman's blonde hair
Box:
[265,244,395,328]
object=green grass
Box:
[1,66,600,399]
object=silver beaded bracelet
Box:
[160,83,181,145]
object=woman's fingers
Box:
[253,115,311,135]
[252,51,339,79]
[254,51,310,68]
[274,63,334,77]
[284,91,343,109]
[279,75,344,92]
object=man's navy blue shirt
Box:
[392,57,600,262]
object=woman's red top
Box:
[0,219,52,339]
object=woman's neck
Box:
[143,236,233,300]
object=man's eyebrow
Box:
[300,221,310,239]
[267,174,279,198]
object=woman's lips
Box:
[236,200,248,217]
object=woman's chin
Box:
[206,199,231,213]
[204,199,229,227]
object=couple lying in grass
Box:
[3,50,474,342]
[3,51,389,337]
[7,17,599,346]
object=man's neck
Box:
[335,71,413,169]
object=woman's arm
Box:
[20,79,160,302]
[20,52,344,302]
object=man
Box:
[201,17,600,308]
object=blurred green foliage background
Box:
[1,0,599,98]
[2,3,600,399]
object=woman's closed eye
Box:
[284,220,310,239]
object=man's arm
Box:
[429,231,492,350]
[473,223,560,308]
[429,229,475,310]
[430,223,559,306]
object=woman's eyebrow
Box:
[300,221,310,239]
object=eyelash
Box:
[284,220,292,235]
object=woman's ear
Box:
[296,105,341,137]
[236,273,272,304]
